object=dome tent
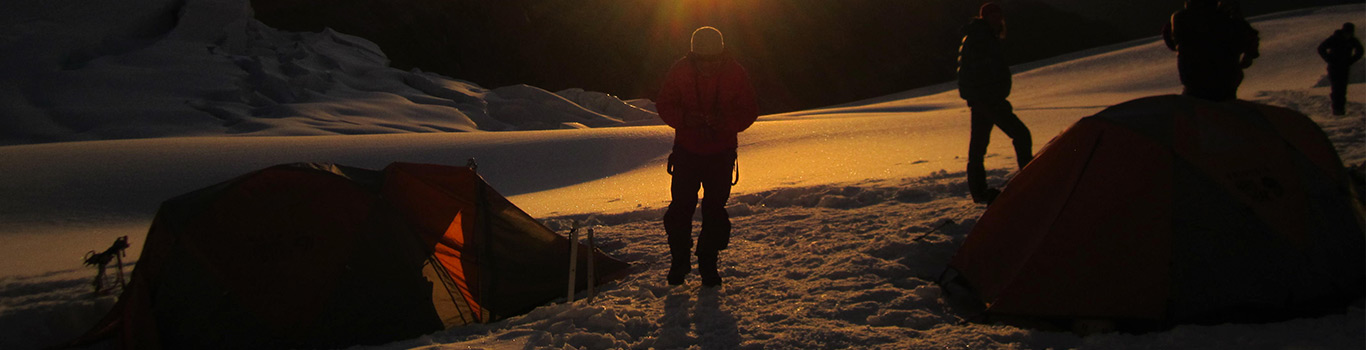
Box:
[941,95,1365,330]
[69,162,628,349]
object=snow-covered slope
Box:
[0,2,1363,350]
[0,0,657,145]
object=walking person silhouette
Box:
[957,2,1032,205]
[1319,22,1363,115]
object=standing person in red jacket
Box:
[655,26,759,287]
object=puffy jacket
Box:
[957,18,1012,102]
[656,52,759,155]
[1319,30,1364,67]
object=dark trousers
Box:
[1329,65,1350,115]
[663,147,735,257]
[967,99,1033,199]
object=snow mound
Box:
[556,88,663,125]
[0,0,659,145]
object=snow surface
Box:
[1,1,1365,349]
[0,0,655,145]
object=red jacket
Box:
[656,52,759,155]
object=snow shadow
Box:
[657,290,741,349]
[766,103,952,120]
[543,168,1003,229]
[0,268,121,350]
[1016,105,1113,111]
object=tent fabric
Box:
[945,95,1365,326]
[69,162,628,349]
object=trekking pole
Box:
[912,209,977,242]
[82,251,99,294]
[114,252,126,290]
[731,159,739,186]
[566,222,580,302]
[912,218,961,242]
[586,227,597,302]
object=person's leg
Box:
[1330,66,1349,115]
[967,103,995,203]
[697,150,736,287]
[990,100,1033,169]
[663,152,702,285]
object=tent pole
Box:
[566,224,579,302]
[471,160,495,322]
[586,227,596,302]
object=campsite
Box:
[0,0,1363,349]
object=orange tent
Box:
[70,162,628,349]
[943,95,1365,327]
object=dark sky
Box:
[252,0,1360,114]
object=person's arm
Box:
[656,62,687,129]
[958,31,988,70]
[1162,18,1178,51]
[1350,38,1365,63]
[719,64,759,134]
[1319,37,1333,60]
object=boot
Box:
[667,253,689,286]
[698,254,722,287]
[973,187,1001,205]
